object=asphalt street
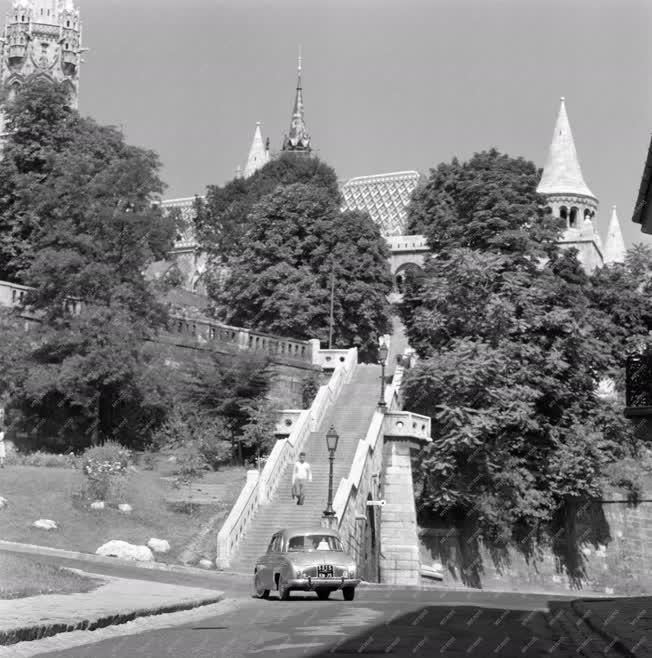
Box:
[35,587,579,658]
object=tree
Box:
[0,79,177,450]
[180,350,275,464]
[400,150,651,586]
[216,183,393,361]
[407,149,564,267]
[195,153,340,263]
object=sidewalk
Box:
[0,571,224,646]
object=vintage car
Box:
[253,527,360,601]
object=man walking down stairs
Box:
[231,363,382,573]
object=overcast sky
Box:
[75,0,651,247]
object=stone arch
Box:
[395,262,423,293]
[569,206,579,228]
[559,206,568,221]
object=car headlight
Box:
[348,566,356,578]
[296,569,308,578]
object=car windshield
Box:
[287,534,343,552]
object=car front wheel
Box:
[278,579,291,601]
[254,573,270,599]
[342,586,355,601]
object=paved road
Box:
[35,588,579,658]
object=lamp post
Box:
[323,425,339,518]
[378,342,389,409]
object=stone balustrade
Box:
[382,412,431,443]
[313,349,351,369]
[274,410,304,436]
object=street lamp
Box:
[323,425,339,518]
[378,342,389,409]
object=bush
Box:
[81,441,131,502]
[5,450,79,469]
[301,374,320,409]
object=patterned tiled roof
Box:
[341,171,421,236]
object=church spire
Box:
[537,97,595,200]
[282,47,312,154]
[603,205,627,264]
[243,122,270,178]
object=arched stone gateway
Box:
[394,262,423,293]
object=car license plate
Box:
[317,565,333,578]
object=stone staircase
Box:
[230,363,381,573]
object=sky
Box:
[73,0,652,248]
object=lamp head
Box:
[378,343,389,364]
[325,425,339,452]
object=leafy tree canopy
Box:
[0,79,177,450]
[195,153,340,262]
[216,182,393,361]
[407,149,565,268]
[400,149,652,586]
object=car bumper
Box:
[287,577,361,590]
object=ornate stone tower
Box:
[281,50,311,155]
[0,0,83,107]
[538,97,603,272]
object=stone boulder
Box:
[33,519,57,530]
[147,538,170,554]
[198,558,214,570]
[90,501,105,510]
[96,540,154,562]
[0,496,8,509]
[118,503,132,514]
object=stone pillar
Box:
[380,439,421,585]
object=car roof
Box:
[275,527,341,538]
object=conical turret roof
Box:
[537,97,595,200]
[243,122,270,179]
[603,205,627,264]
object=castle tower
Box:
[538,97,603,272]
[281,49,311,155]
[0,1,84,108]
[243,122,270,178]
[603,205,627,265]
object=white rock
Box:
[0,496,7,509]
[147,538,170,553]
[33,519,57,530]
[167,456,177,462]
[96,540,154,562]
[198,559,214,570]
[605,587,615,595]
[90,501,105,510]
[118,503,132,514]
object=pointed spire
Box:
[603,205,627,264]
[243,122,270,179]
[282,47,311,154]
[537,97,595,200]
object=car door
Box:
[259,534,279,589]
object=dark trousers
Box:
[292,480,307,505]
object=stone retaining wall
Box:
[418,492,652,595]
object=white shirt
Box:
[292,461,312,484]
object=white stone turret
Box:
[603,205,627,265]
[243,122,270,179]
[538,97,603,272]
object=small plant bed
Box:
[0,552,102,599]
[0,465,219,565]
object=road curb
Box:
[0,540,250,579]
[0,593,225,647]
[358,581,613,599]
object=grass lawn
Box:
[0,464,246,564]
[0,552,102,599]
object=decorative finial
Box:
[256,121,261,127]
[298,44,302,73]
[560,96,565,102]
[612,204,617,210]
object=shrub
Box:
[81,441,131,502]
[301,374,320,409]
